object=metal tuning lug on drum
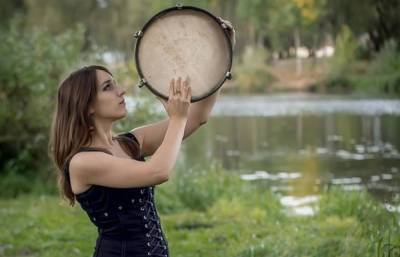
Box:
[176,3,183,9]
[225,71,232,80]
[137,78,147,88]
[134,30,143,39]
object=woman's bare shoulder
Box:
[69,151,111,176]
[68,151,106,194]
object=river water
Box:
[178,93,400,215]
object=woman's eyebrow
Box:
[100,79,112,87]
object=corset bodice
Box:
[65,132,169,257]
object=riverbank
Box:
[228,48,400,96]
[1,165,398,257]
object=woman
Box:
[49,18,234,257]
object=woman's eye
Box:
[104,84,111,90]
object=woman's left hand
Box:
[218,17,236,48]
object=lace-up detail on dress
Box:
[140,187,168,257]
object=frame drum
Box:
[134,5,233,102]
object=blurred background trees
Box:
[0,18,86,196]
[2,0,399,58]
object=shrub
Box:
[175,161,229,212]
[318,186,397,236]
[0,18,85,197]
[329,25,358,77]
[367,39,400,93]
[234,46,276,93]
[369,40,400,74]
[322,26,358,92]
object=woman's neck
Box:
[89,121,115,149]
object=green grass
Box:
[1,166,399,257]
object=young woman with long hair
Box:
[49,19,234,257]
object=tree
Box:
[0,18,85,196]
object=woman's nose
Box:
[118,86,126,96]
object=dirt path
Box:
[267,58,329,91]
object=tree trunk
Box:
[294,27,302,75]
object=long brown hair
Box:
[49,65,112,206]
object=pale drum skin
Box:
[138,10,231,99]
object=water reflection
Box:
[280,195,319,216]
[212,94,400,116]
[182,95,400,214]
[241,171,302,181]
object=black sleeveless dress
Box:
[65,132,169,257]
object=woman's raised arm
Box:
[69,78,191,189]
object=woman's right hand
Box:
[159,77,191,120]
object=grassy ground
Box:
[1,166,399,257]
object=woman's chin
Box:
[120,110,128,118]
[112,112,127,121]
[118,112,127,119]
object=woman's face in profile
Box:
[89,69,127,121]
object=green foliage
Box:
[0,18,85,196]
[0,195,98,257]
[236,0,270,32]
[323,39,400,94]
[156,161,238,212]
[329,25,358,77]
[347,73,400,95]
[0,175,397,257]
[370,40,400,74]
[0,169,57,198]
[234,46,275,93]
[2,0,399,65]
[156,159,284,220]
[323,0,374,37]
[22,0,177,55]
[364,40,400,93]
[175,161,235,212]
[318,187,393,230]
[317,187,400,255]
[2,0,399,96]
[154,177,187,214]
[0,170,33,198]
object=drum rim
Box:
[134,5,233,103]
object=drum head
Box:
[134,6,232,102]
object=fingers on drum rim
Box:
[169,79,175,98]
[177,77,183,94]
[186,86,192,101]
